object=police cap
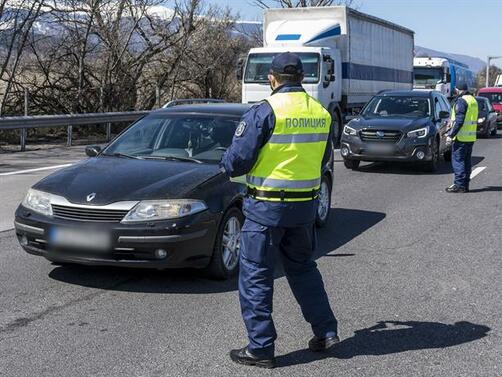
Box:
[270,52,304,75]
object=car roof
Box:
[377,90,434,98]
[154,103,252,117]
[478,87,502,93]
[475,96,489,101]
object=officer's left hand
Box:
[445,136,453,146]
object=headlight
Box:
[407,127,428,138]
[343,125,357,136]
[478,117,486,123]
[22,189,53,216]
[121,200,207,223]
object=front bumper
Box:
[14,205,219,269]
[340,134,434,162]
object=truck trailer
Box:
[238,6,415,144]
[413,56,476,98]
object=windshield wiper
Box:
[103,152,143,160]
[141,155,203,164]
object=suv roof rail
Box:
[162,98,225,108]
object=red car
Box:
[478,87,502,128]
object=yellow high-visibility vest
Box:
[246,91,331,202]
[451,94,478,142]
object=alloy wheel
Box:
[221,216,241,271]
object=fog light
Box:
[416,151,425,160]
[341,147,349,157]
[20,235,28,246]
[155,249,168,259]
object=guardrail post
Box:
[20,87,29,151]
[20,129,27,151]
[106,122,111,142]
[67,125,72,146]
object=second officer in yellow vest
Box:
[445,83,478,193]
[220,53,338,368]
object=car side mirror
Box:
[85,145,101,157]
[439,111,449,119]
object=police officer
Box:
[220,52,338,369]
[445,83,478,193]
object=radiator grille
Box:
[52,204,128,222]
[360,130,402,143]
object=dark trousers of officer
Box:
[238,218,338,358]
[451,141,474,188]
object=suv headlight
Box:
[407,127,428,138]
[478,117,485,123]
[22,189,53,216]
[121,200,207,223]
[343,125,357,136]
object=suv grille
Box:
[52,204,128,222]
[360,130,402,143]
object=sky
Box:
[209,0,502,66]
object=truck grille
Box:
[52,204,128,222]
[360,130,402,143]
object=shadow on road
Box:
[469,186,502,193]
[356,156,484,176]
[276,320,491,367]
[48,207,385,293]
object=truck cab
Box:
[413,57,451,97]
[242,46,341,110]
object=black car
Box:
[476,96,498,137]
[14,103,334,279]
[340,90,451,172]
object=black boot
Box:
[445,184,467,193]
[308,335,341,352]
[229,347,275,369]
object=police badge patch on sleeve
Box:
[235,121,247,137]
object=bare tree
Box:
[0,0,45,115]
[252,0,357,8]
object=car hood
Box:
[33,156,222,205]
[349,116,431,132]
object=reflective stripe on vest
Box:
[246,91,331,202]
[451,95,478,142]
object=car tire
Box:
[343,158,360,170]
[316,175,332,228]
[490,125,497,137]
[206,206,244,280]
[423,138,439,172]
[443,149,452,162]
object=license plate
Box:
[366,143,395,154]
[49,227,111,252]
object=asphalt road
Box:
[0,139,501,377]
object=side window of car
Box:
[439,95,451,114]
[434,97,442,118]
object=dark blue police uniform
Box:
[220,83,338,359]
[449,93,474,189]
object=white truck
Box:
[495,74,502,87]
[413,57,476,98]
[237,6,415,144]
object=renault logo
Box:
[376,131,385,138]
[86,193,96,202]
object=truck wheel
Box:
[206,207,243,280]
[332,111,342,148]
[343,158,360,170]
[316,175,332,228]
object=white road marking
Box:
[470,166,486,180]
[0,164,72,177]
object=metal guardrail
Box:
[0,110,150,150]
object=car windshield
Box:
[361,96,431,119]
[414,67,443,86]
[478,92,502,105]
[244,53,320,84]
[102,114,239,163]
